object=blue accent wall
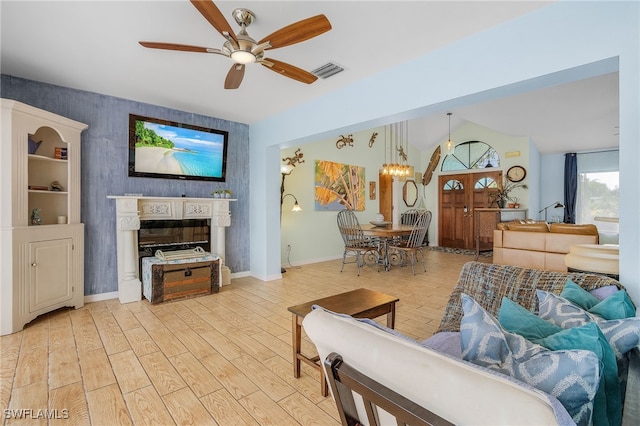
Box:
[1,75,250,296]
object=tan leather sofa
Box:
[493,222,598,272]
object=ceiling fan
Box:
[139,0,332,89]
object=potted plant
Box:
[211,189,233,198]
[489,180,528,208]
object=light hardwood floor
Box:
[1,252,489,425]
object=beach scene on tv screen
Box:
[134,120,225,177]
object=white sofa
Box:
[303,307,573,425]
[304,262,640,426]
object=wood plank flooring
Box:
[1,252,489,425]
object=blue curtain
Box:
[564,153,577,223]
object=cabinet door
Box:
[29,238,73,312]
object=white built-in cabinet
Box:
[1,99,87,335]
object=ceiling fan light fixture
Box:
[231,50,256,64]
[139,3,331,89]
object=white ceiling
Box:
[1,1,618,154]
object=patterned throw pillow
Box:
[460,294,600,426]
[499,297,621,426]
[537,290,640,360]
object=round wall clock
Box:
[506,165,527,182]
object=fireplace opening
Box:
[138,219,210,261]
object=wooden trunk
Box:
[150,259,219,304]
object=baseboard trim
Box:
[230,271,251,279]
[84,291,118,303]
[84,273,252,302]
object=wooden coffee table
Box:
[288,288,399,396]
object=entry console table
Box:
[107,196,235,304]
[475,208,528,259]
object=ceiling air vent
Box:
[311,62,344,79]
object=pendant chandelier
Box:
[444,112,455,154]
[381,121,414,178]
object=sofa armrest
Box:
[493,229,504,248]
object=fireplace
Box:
[138,219,211,260]
[107,196,234,304]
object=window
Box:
[443,179,463,190]
[576,151,619,238]
[441,141,500,172]
[474,177,498,190]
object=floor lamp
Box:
[281,193,302,273]
[538,202,564,222]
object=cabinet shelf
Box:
[28,189,69,195]
[28,154,68,163]
[2,99,88,335]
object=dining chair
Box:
[389,210,432,274]
[400,209,429,246]
[337,209,380,276]
[400,209,419,225]
[392,208,417,246]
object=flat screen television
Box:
[128,114,228,182]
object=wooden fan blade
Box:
[190,0,237,42]
[258,15,331,50]
[261,58,317,84]
[139,41,210,53]
[225,64,245,89]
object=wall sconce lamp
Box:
[538,201,564,222]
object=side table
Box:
[287,288,399,396]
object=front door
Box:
[438,171,502,249]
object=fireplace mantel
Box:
[107,196,235,303]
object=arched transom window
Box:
[441,141,500,171]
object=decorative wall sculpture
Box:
[314,160,365,211]
[335,134,354,149]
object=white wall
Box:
[539,154,566,221]
[249,2,640,304]
[422,121,532,245]
[281,120,535,265]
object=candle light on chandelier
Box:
[381,121,414,177]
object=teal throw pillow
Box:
[537,290,640,361]
[499,297,621,426]
[461,294,600,426]
[562,280,636,320]
[562,280,602,309]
